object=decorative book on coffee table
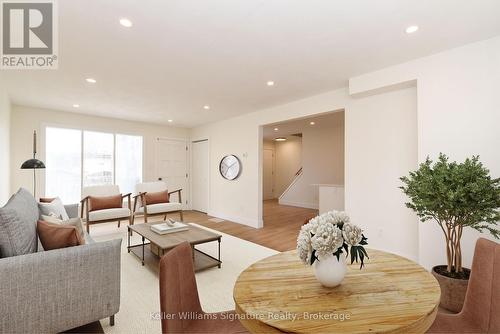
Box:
[151,221,188,235]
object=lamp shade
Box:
[20,159,46,169]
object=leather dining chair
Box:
[159,242,248,334]
[427,238,500,333]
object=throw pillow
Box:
[89,195,123,212]
[39,197,56,203]
[0,188,39,257]
[40,215,86,241]
[144,190,169,206]
[38,197,70,221]
[37,220,85,250]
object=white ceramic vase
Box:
[313,254,347,287]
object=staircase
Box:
[278,167,303,202]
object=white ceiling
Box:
[263,111,344,140]
[3,0,500,127]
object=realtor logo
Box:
[1,0,58,69]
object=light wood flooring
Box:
[182,199,318,252]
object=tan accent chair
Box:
[132,181,183,223]
[159,242,248,334]
[80,185,132,233]
[427,238,500,333]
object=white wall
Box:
[10,105,189,199]
[280,111,344,209]
[190,88,349,227]
[0,80,11,205]
[263,140,275,151]
[262,138,304,201]
[191,36,500,271]
[351,36,500,270]
[347,87,418,261]
[275,136,302,197]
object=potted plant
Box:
[400,154,500,312]
[297,211,368,287]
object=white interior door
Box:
[156,138,188,208]
[191,140,209,213]
[263,149,275,200]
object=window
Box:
[116,134,143,194]
[83,131,114,187]
[45,127,143,203]
[45,127,82,203]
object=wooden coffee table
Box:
[127,222,222,272]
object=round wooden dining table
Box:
[233,249,440,334]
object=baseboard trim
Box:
[278,200,319,210]
[207,211,261,229]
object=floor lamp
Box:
[21,130,45,198]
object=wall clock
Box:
[219,155,241,180]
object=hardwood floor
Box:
[190,199,318,252]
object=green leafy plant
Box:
[400,154,500,276]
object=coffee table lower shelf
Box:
[128,241,221,272]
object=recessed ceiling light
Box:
[203,105,210,110]
[310,121,315,125]
[274,128,279,131]
[267,81,275,86]
[120,18,133,28]
[85,78,96,84]
[167,119,173,123]
[275,137,286,142]
[72,104,80,108]
[405,25,419,34]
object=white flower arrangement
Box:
[297,210,369,268]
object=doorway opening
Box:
[261,110,345,227]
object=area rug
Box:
[88,222,278,334]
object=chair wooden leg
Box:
[86,221,90,233]
[118,220,121,228]
[144,214,148,223]
[110,315,115,326]
[179,211,184,221]
[164,215,167,221]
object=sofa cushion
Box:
[144,190,169,206]
[37,220,85,250]
[41,215,86,241]
[38,197,70,220]
[89,195,122,212]
[137,202,182,214]
[88,208,130,222]
[0,188,39,258]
